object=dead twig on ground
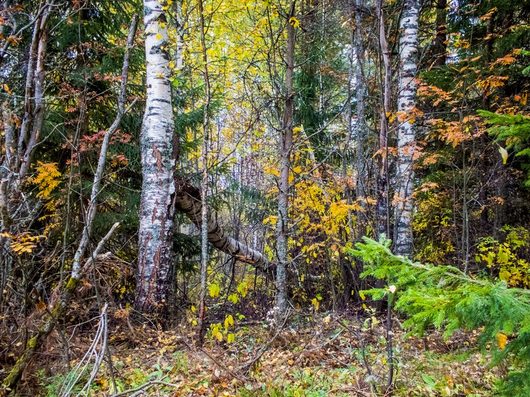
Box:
[111,380,180,397]
[238,309,292,374]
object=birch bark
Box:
[174,179,272,274]
[135,0,176,314]
[394,0,419,257]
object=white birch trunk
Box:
[135,0,176,314]
[394,0,419,257]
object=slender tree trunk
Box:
[17,3,51,180]
[0,223,119,397]
[197,0,211,345]
[376,0,391,240]
[353,0,367,233]
[275,1,296,319]
[394,0,419,257]
[71,16,138,279]
[173,0,185,71]
[0,17,137,392]
[135,0,176,315]
[432,0,447,67]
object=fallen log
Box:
[174,178,274,277]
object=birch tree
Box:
[394,0,419,257]
[135,0,176,314]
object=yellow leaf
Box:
[30,162,61,199]
[209,283,220,298]
[496,332,508,350]
[311,297,320,311]
[498,146,509,165]
[288,17,300,28]
[237,281,248,298]
[228,293,239,304]
[2,84,12,95]
[227,333,235,343]
[211,323,223,342]
[224,314,234,329]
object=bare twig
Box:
[239,309,292,374]
[59,304,109,397]
[71,15,138,278]
[111,380,180,397]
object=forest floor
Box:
[15,312,501,397]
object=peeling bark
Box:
[135,0,176,315]
[394,0,419,257]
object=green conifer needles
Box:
[349,237,530,396]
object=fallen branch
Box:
[174,178,275,277]
[238,309,292,374]
[59,304,109,397]
[111,380,180,397]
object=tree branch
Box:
[174,178,275,277]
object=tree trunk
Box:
[174,179,273,275]
[17,4,51,180]
[0,223,119,397]
[432,0,447,67]
[394,0,419,257]
[353,0,367,233]
[376,0,391,240]
[135,0,176,315]
[197,0,211,345]
[275,2,296,319]
[0,15,137,393]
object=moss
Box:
[65,276,79,292]
[26,335,38,350]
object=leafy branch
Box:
[348,237,530,396]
